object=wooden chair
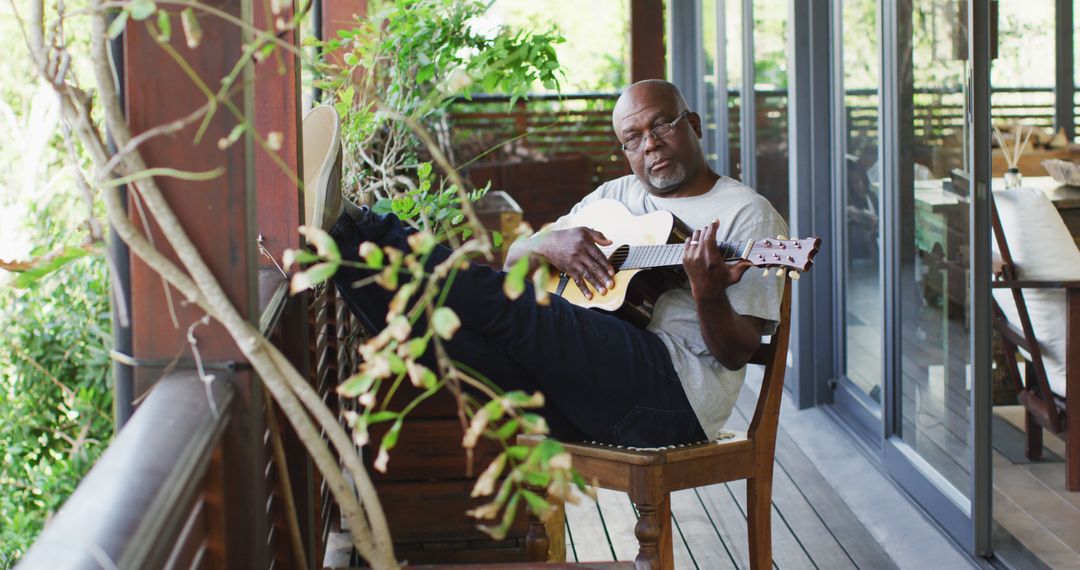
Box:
[990,195,1080,490]
[522,280,792,569]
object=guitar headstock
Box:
[745,236,821,276]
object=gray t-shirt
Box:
[551,175,788,439]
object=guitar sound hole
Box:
[609,245,631,270]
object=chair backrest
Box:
[989,189,1080,400]
[990,194,1054,396]
[747,279,793,444]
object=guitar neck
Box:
[615,240,751,270]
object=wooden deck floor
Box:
[993,405,1080,568]
[561,371,898,569]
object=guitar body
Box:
[544,199,690,327]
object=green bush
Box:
[0,254,113,567]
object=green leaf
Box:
[431,307,461,340]
[417,162,432,179]
[492,231,503,248]
[381,418,404,451]
[366,411,398,424]
[536,438,564,465]
[180,7,201,48]
[387,352,406,374]
[338,373,375,397]
[343,52,359,66]
[416,63,436,83]
[506,445,531,460]
[128,0,157,21]
[156,10,171,40]
[523,470,552,487]
[373,198,393,215]
[12,247,92,289]
[282,248,318,269]
[520,488,550,516]
[107,11,129,39]
[494,419,519,440]
[289,261,339,294]
[503,255,529,300]
[301,226,340,262]
[405,337,428,358]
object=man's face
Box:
[613,86,704,196]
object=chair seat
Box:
[521,432,757,494]
[550,431,749,465]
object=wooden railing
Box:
[449,86,1071,177]
[17,271,325,570]
[16,371,234,568]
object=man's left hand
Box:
[682,219,753,303]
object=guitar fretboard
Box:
[613,240,749,270]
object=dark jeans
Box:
[329,211,706,447]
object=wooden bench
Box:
[521,280,792,569]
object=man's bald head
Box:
[612,80,689,132]
[610,80,714,197]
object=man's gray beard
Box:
[647,162,688,192]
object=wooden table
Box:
[914,176,1080,257]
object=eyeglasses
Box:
[620,111,689,153]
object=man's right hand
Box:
[537,227,616,299]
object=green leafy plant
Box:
[311,0,565,203]
[0,256,113,566]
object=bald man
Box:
[330,80,787,447]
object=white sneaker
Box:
[302,105,343,232]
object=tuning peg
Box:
[788,270,801,280]
[777,234,788,240]
[775,268,785,277]
[762,269,770,278]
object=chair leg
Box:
[525,506,550,562]
[525,489,566,562]
[1025,408,1044,462]
[629,467,673,570]
[747,472,773,570]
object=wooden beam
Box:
[122,0,268,565]
[253,0,304,266]
[630,0,666,83]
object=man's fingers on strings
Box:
[584,260,610,294]
[588,246,616,279]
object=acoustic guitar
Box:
[545,199,820,327]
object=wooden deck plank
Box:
[594,488,638,561]
[670,489,737,570]
[565,489,615,563]
[697,483,755,568]
[769,462,857,570]
[727,478,815,570]
[669,506,696,569]
[993,454,1080,553]
[736,372,898,570]
[993,486,1080,569]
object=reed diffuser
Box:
[994,124,1031,189]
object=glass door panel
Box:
[841,0,883,405]
[752,0,789,220]
[727,0,743,179]
[897,0,972,498]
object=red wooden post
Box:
[630,0,667,82]
[253,0,303,266]
[123,0,268,565]
[322,0,368,67]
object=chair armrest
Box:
[991,280,1080,290]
